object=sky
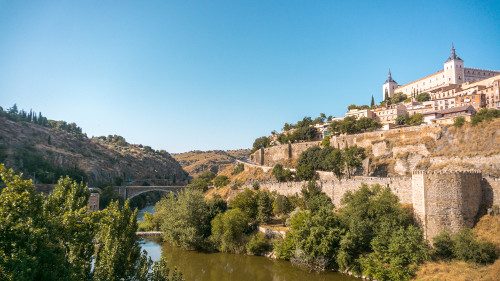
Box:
[1,0,499,153]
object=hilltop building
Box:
[382,44,499,100]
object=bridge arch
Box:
[115,186,186,200]
[128,189,176,200]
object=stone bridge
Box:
[114,185,186,200]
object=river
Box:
[137,206,360,281]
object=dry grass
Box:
[414,215,500,281]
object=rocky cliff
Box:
[0,117,188,186]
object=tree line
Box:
[0,164,183,281]
[141,179,498,281]
[1,104,83,134]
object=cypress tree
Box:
[370,95,375,107]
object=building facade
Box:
[383,44,499,100]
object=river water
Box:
[137,206,359,281]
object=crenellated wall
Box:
[244,163,490,241]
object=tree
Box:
[453,116,466,127]
[251,136,270,153]
[409,113,423,126]
[157,189,211,250]
[371,95,375,108]
[272,164,294,182]
[256,191,273,224]
[210,209,250,254]
[296,163,316,181]
[384,90,389,102]
[390,92,407,104]
[321,136,330,147]
[343,145,366,178]
[100,186,125,209]
[273,195,293,217]
[213,175,229,188]
[322,149,344,179]
[415,92,430,102]
[231,189,258,219]
[396,114,411,125]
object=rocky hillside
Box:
[172,149,250,176]
[0,116,188,186]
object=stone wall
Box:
[412,170,482,240]
[250,125,441,167]
[259,177,412,208]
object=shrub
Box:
[246,232,272,255]
[210,209,250,254]
[453,116,466,127]
[213,175,229,188]
[415,92,430,102]
[296,163,316,181]
[432,229,454,259]
[452,228,497,264]
[273,195,293,216]
[232,164,244,175]
[272,164,294,182]
[252,181,260,190]
[321,136,330,147]
[231,189,258,219]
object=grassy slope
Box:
[415,215,500,281]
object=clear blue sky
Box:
[1,1,499,153]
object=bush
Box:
[231,189,258,219]
[296,163,316,181]
[252,182,260,190]
[453,116,466,127]
[452,228,497,264]
[213,175,229,188]
[415,92,430,102]
[210,209,250,254]
[432,229,454,259]
[232,164,244,175]
[321,136,330,147]
[273,195,293,217]
[471,108,500,126]
[246,232,272,255]
[272,164,294,182]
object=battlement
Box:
[412,170,482,175]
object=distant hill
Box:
[172,149,250,177]
[0,110,188,186]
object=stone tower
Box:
[443,43,465,85]
[382,69,398,100]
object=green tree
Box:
[273,195,293,217]
[390,92,407,104]
[100,186,125,210]
[157,189,211,250]
[231,189,258,219]
[296,163,316,181]
[409,113,423,126]
[213,175,229,188]
[322,149,344,179]
[271,164,294,182]
[210,209,250,254]
[246,232,272,255]
[321,135,330,147]
[343,145,366,178]
[251,136,270,153]
[371,95,375,108]
[453,116,466,127]
[415,92,430,102]
[471,108,500,125]
[256,191,273,224]
[396,114,411,125]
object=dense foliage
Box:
[471,108,500,125]
[187,170,216,191]
[395,113,423,126]
[271,164,295,182]
[415,92,430,102]
[432,228,497,264]
[0,164,182,281]
[329,116,382,136]
[297,145,366,179]
[251,136,270,153]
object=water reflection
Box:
[139,238,359,281]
